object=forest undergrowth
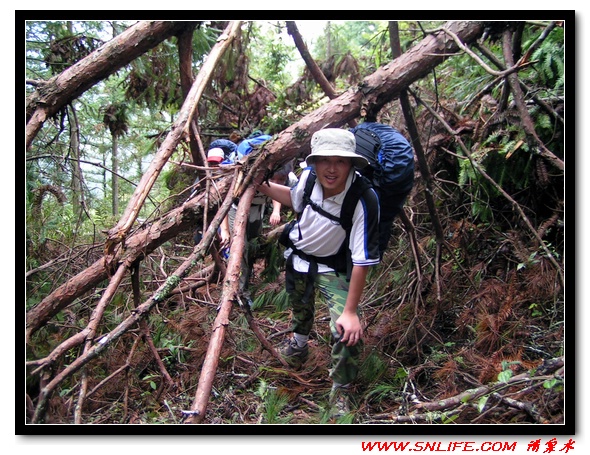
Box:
[25,172,565,426]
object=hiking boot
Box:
[329,385,351,418]
[280,339,309,369]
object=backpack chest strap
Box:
[305,199,341,224]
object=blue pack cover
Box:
[209,139,238,158]
[236,134,272,159]
[351,122,414,193]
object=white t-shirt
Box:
[287,168,380,273]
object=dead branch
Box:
[28,261,131,376]
[25,174,231,342]
[410,89,564,288]
[501,27,564,172]
[27,20,487,343]
[414,356,563,413]
[131,263,176,390]
[185,184,256,424]
[241,299,290,369]
[169,264,216,295]
[286,21,337,100]
[390,21,436,302]
[367,357,563,424]
[27,20,493,425]
[470,42,563,126]
[438,25,535,78]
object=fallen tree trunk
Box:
[29,172,239,423]
[368,357,564,424]
[184,185,255,424]
[26,19,243,342]
[242,21,487,173]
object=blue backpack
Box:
[209,139,238,164]
[350,122,414,195]
[237,134,272,159]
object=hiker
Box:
[202,146,232,251]
[235,130,272,160]
[190,141,238,245]
[256,128,380,416]
[209,138,240,164]
[218,134,297,307]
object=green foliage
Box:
[254,379,292,423]
[543,377,562,390]
[529,27,565,91]
[313,21,388,73]
[124,41,186,109]
[260,241,285,282]
[259,102,296,136]
[263,388,292,423]
[253,287,290,313]
[26,21,111,79]
[358,350,389,383]
[248,22,295,89]
[102,103,129,137]
[498,360,521,382]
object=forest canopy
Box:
[24,18,567,430]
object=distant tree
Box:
[102,103,129,216]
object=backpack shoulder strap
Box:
[338,174,375,280]
[302,169,316,205]
[289,171,374,282]
[340,174,373,233]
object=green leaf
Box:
[477,395,489,412]
[543,378,558,389]
[497,370,513,383]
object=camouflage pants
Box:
[287,269,363,385]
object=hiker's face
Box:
[314,156,352,198]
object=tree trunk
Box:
[286,21,337,100]
[250,21,486,172]
[25,177,230,341]
[68,105,84,220]
[26,21,192,150]
[287,20,356,128]
[185,185,255,424]
[177,23,203,166]
[111,133,119,216]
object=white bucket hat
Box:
[305,128,369,169]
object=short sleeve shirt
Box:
[288,168,380,273]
